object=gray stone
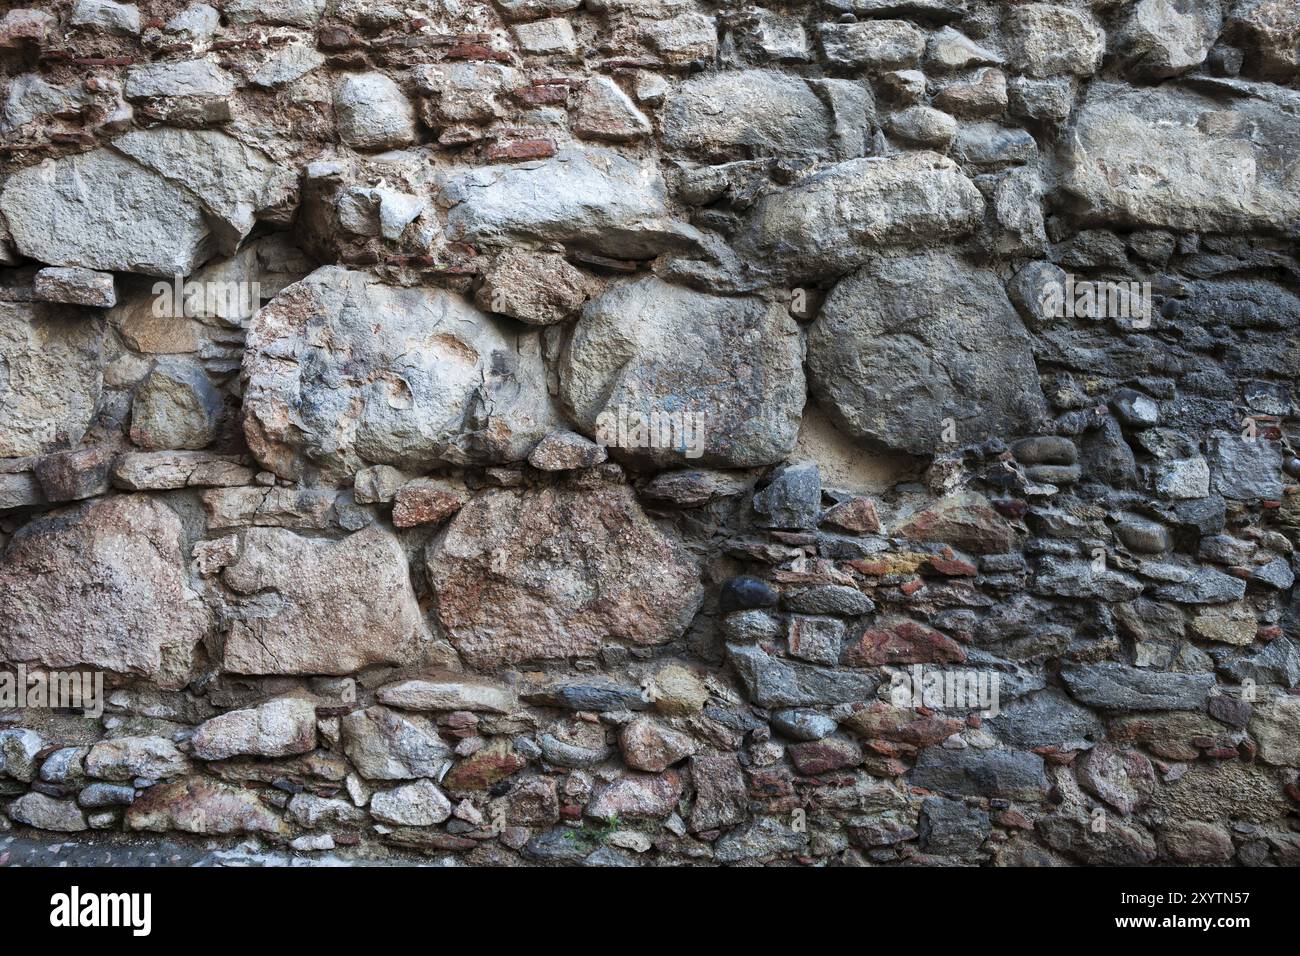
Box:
[783,585,875,617]
[819,20,925,69]
[377,675,517,714]
[1061,663,1215,711]
[919,795,990,856]
[528,430,608,472]
[1206,431,1283,501]
[32,267,116,308]
[910,748,1049,801]
[474,249,596,326]
[559,277,805,469]
[110,452,254,491]
[130,360,222,451]
[1150,567,1247,604]
[1119,0,1223,79]
[221,525,431,676]
[0,729,43,782]
[191,697,318,761]
[1006,3,1105,77]
[1034,557,1144,601]
[370,779,453,825]
[662,69,870,161]
[6,792,88,831]
[78,783,136,808]
[0,495,211,689]
[224,0,325,28]
[70,0,140,35]
[1062,82,1300,236]
[335,73,417,150]
[736,152,984,281]
[86,736,190,781]
[808,253,1047,455]
[1228,0,1299,80]
[442,147,703,259]
[727,643,879,708]
[1250,694,1300,767]
[0,302,104,457]
[340,706,452,781]
[243,267,556,482]
[771,709,839,741]
[992,689,1104,749]
[886,105,957,150]
[753,463,821,529]
[714,816,808,862]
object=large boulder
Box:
[0,128,295,276]
[661,70,871,162]
[242,266,556,482]
[440,147,704,259]
[1061,82,1300,236]
[734,151,984,280]
[0,495,211,689]
[426,481,703,668]
[807,253,1047,454]
[557,277,806,468]
[221,525,431,675]
[0,301,103,457]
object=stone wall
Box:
[0,0,1298,866]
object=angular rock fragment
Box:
[1061,663,1215,712]
[559,277,806,469]
[341,706,452,781]
[191,697,318,761]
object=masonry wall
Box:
[0,0,1298,866]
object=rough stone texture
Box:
[221,526,429,676]
[559,277,806,468]
[809,253,1047,455]
[242,266,556,482]
[0,302,104,457]
[0,0,1297,871]
[427,482,702,668]
[0,495,210,688]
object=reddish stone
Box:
[788,737,863,775]
[842,702,962,747]
[994,809,1033,829]
[483,138,557,162]
[392,484,466,528]
[446,44,512,61]
[442,740,526,790]
[927,553,978,576]
[900,578,925,595]
[513,84,571,106]
[821,496,881,534]
[842,619,966,666]
[1258,625,1282,642]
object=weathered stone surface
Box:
[894,493,1018,554]
[911,748,1049,801]
[32,267,117,308]
[619,717,697,772]
[1228,0,1299,80]
[1119,0,1222,79]
[1006,4,1105,77]
[1062,83,1300,236]
[1206,431,1283,501]
[663,70,869,161]
[442,739,526,790]
[809,253,1047,455]
[442,147,702,259]
[191,697,318,761]
[0,495,211,688]
[1250,694,1300,767]
[341,706,452,781]
[130,360,223,451]
[559,277,805,469]
[221,525,429,676]
[6,792,87,831]
[714,816,808,862]
[0,129,294,276]
[727,643,879,708]
[0,302,104,458]
[573,76,650,141]
[126,776,287,835]
[427,482,702,668]
[474,249,597,326]
[819,20,925,69]
[242,267,556,482]
[587,771,682,821]
[0,729,43,783]
[736,152,984,280]
[1077,744,1155,815]
[377,675,517,714]
[86,736,190,781]
[335,73,417,150]
[1061,663,1215,712]
[992,689,1103,749]
[528,430,607,472]
[370,779,452,825]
